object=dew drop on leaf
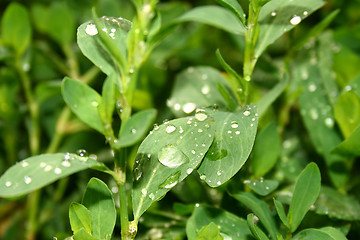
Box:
[21,161,29,168]
[44,165,53,172]
[158,145,189,168]
[149,193,155,200]
[271,11,277,16]
[141,188,147,196]
[91,101,99,107]
[166,125,176,133]
[201,85,210,95]
[85,23,98,36]
[290,15,302,25]
[183,102,196,114]
[54,167,62,175]
[159,171,181,189]
[243,110,251,116]
[195,110,208,121]
[24,176,32,184]
[77,149,88,158]
[231,122,239,128]
[324,118,334,128]
[5,181,12,187]
[131,128,137,134]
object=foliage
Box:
[1,0,360,239]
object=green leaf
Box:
[116,109,157,148]
[334,90,360,138]
[0,153,102,198]
[293,227,347,240]
[332,125,360,156]
[132,110,215,220]
[246,213,270,240]
[196,222,223,240]
[99,74,116,126]
[231,192,278,240]
[251,122,281,177]
[73,228,99,240]
[198,106,258,187]
[1,2,32,55]
[186,204,251,240]
[244,179,279,196]
[273,199,290,229]
[77,17,132,76]
[175,6,245,35]
[314,186,360,221]
[288,162,321,233]
[82,178,116,240]
[255,0,325,58]
[62,77,104,134]
[69,203,92,234]
[168,67,229,117]
[257,75,288,117]
[216,82,237,111]
[215,0,246,24]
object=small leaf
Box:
[82,178,116,240]
[196,222,223,240]
[251,122,281,177]
[175,6,245,35]
[247,213,270,240]
[1,2,32,55]
[332,125,360,157]
[0,153,102,198]
[116,109,157,148]
[198,105,258,187]
[69,203,92,234]
[132,110,215,220]
[168,67,229,117]
[186,204,251,240]
[244,179,279,196]
[73,228,99,240]
[292,227,347,240]
[314,186,360,221]
[62,77,104,134]
[99,74,116,126]
[231,192,278,240]
[215,0,246,24]
[273,199,290,229]
[288,162,321,233]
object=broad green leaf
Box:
[314,186,360,221]
[77,17,132,76]
[73,228,99,240]
[332,125,360,156]
[0,153,102,198]
[69,203,92,234]
[215,0,246,24]
[62,77,104,134]
[231,192,278,240]
[246,213,270,240]
[132,110,215,220]
[273,199,290,229]
[244,179,279,196]
[99,74,116,126]
[1,3,32,55]
[251,122,281,177]
[255,0,325,58]
[257,75,288,117]
[198,106,258,187]
[116,109,157,148]
[175,6,245,35]
[168,67,229,117]
[288,162,321,233]
[334,90,360,138]
[82,178,116,240]
[293,227,347,240]
[186,204,251,240]
[196,222,223,240]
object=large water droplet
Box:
[24,176,32,184]
[85,23,98,36]
[158,145,189,168]
[183,103,196,114]
[290,15,301,25]
[160,171,181,189]
[243,110,251,116]
[195,110,208,121]
[77,149,88,161]
[231,122,239,128]
[166,125,176,133]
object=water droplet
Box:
[227,130,232,134]
[24,176,32,184]
[308,83,317,92]
[179,126,184,134]
[309,108,319,120]
[141,188,147,196]
[174,103,181,111]
[265,186,270,190]
[160,172,180,189]
[131,128,137,134]
[231,122,239,128]
[290,15,301,25]
[91,101,98,107]
[40,162,46,168]
[200,175,206,180]
[195,111,208,121]
[235,131,240,135]
[44,165,53,172]
[345,85,352,91]
[166,125,176,133]
[243,110,251,116]
[54,167,62,174]
[85,24,98,36]
[149,193,155,200]
[77,149,88,158]
[250,124,254,127]
[271,11,277,16]
[183,103,196,114]
[201,74,208,80]
[62,160,71,167]
[111,28,116,33]
[217,181,221,185]
[153,124,159,130]
[217,170,222,176]
[21,161,29,168]
[251,118,256,122]
[324,118,334,128]
[187,168,193,174]
[198,129,203,133]
[112,186,118,193]
[5,181,12,187]
[64,152,71,161]
[303,11,309,16]
[201,85,210,95]
[158,145,189,168]
[109,32,115,39]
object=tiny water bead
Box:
[303,11,309,16]
[235,131,240,135]
[324,118,334,128]
[131,128,137,134]
[21,161,29,168]
[61,160,71,167]
[290,15,301,25]
[141,188,147,196]
[271,11,277,16]
[91,101,99,107]
[5,181,12,187]
[345,85,352,91]
[44,165,53,172]
[149,193,155,200]
[24,176,32,184]
[166,125,176,134]
[183,102,196,114]
[309,108,319,120]
[201,74,208,80]
[201,85,210,95]
[187,168,193,174]
[308,83,317,92]
[231,122,239,128]
[54,167,62,175]
[243,110,251,117]
[85,23,98,36]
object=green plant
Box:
[1,0,360,239]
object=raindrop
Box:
[187,168,193,174]
[62,160,71,167]
[85,24,98,36]
[250,124,254,127]
[179,126,184,134]
[5,181,12,187]
[198,129,203,133]
[217,170,222,176]
[308,83,317,92]
[231,122,239,128]
[271,11,277,16]
[251,118,256,122]
[44,165,53,172]
[24,176,32,184]
[174,103,181,111]
[40,162,46,168]
[195,111,208,122]
[309,108,319,120]
[303,11,309,16]
[153,124,159,130]
[243,110,251,116]
[131,128,137,134]
[324,118,334,128]
[77,149,88,158]
[227,130,232,134]
[183,103,196,114]
[290,15,301,25]
[64,152,71,161]
[158,145,189,168]
[191,150,196,154]
[166,125,176,133]
[111,28,116,33]
[235,131,240,135]
[265,186,270,190]
[141,188,147,196]
[201,74,208,80]
[109,32,115,39]
[21,161,29,168]
[91,101,99,107]
[54,167,62,175]
[200,175,206,180]
[345,85,352,91]
[149,193,155,200]
[217,181,221,185]
[112,186,118,193]
[201,85,210,95]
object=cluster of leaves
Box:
[1,0,360,240]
